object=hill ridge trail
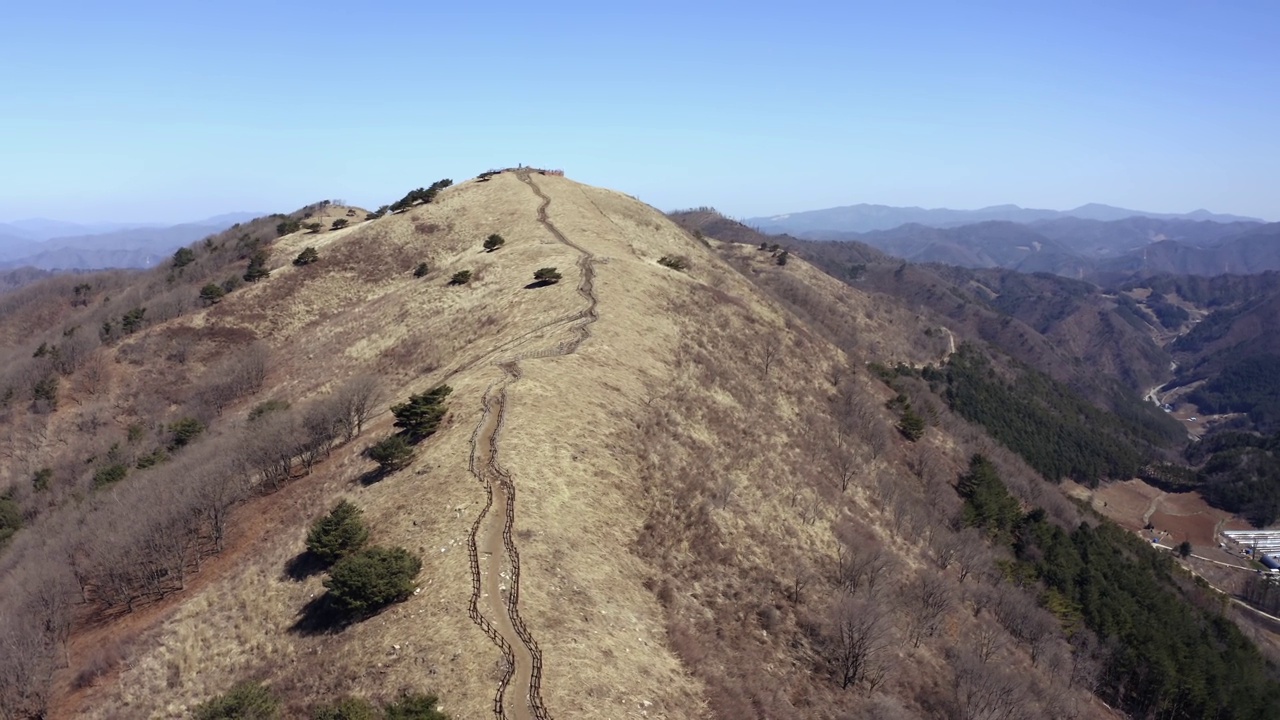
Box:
[463,171,600,720]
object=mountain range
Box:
[0,212,264,270]
[748,211,1280,278]
[748,202,1264,234]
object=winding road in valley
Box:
[463,171,599,720]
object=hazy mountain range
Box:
[743,203,1279,278]
[0,212,264,270]
[748,202,1264,234]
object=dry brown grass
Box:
[17,172,1113,720]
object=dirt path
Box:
[463,171,599,720]
[1142,491,1167,526]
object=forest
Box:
[935,345,1180,483]
[961,456,1280,720]
[1185,354,1280,432]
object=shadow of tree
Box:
[358,467,392,486]
[288,594,352,636]
[282,551,327,582]
[524,279,559,290]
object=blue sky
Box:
[1,0,1277,223]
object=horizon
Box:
[2,1,1277,223]
[3,198,1272,231]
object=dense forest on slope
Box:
[959,457,1280,720]
[934,345,1182,483]
[1016,517,1280,719]
[1180,431,1280,526]
[1185,354,1280,432]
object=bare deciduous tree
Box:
[822,591,893,690]
[833,523,894,596]
[903,574,954,648]
[951,646,1028,720]
[759,335,782,378]
[334,374,381,441]
[953,528,989,583]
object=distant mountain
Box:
[0,212,266,270]
[748,203,1263,234]
[792,216,1280,279]
[0,218,157,241]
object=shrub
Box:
[168,417,205,450]
[312,697,379,720]
[304,222,323,234]
[200,283,226,304]
[413,262,429,278]
[483,234,506,252]
[323,546,422,615]
[248,398,290,421]
[276,219,302,237]
[0,494,21,548]
[1178,540,1193,558]
[135,448,168,469]
[366,434,414,472]
[776,250,790,266]
[390,385,452,441]
[384,694,450,720]
[306,500,369,565]
[533,267,562,284]
[92,463,128,488]
[172,247,197,268]
[121,307,146,334]
[658,256,688,271]
[449,270,472,285]
[294,247,320,266]
[331,218,349,231]
[194,681,281,720]
[32,374,58,410]
[244,249,271,282]
[221,276,243,294]
[897,407,925,441]
[32,468,52,492]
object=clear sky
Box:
[1,0,1277,223]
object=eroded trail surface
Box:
[464,172,599,720]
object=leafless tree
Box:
[759,335,782,378]
[990,586,1057,665]
[903,574,954,648]
[929,527,964,570]
[199,342,269,414]
[829,440,860,493]
[974,621,1006,664]
[822,591,893,690]
[0,616,57,720]
[333,374,381,441]
[833,524,893,595]
[951,646,1028,720]
[1067,628,1104,693]
[953,528,989,583]
[242,412,303,490]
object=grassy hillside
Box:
[0,176,1273,720]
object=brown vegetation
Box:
[0,174,1130,720]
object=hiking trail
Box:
[463,171,598,720]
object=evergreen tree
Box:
[323,546,421,615]
[245,249,271,282]
[306,500,369,565]
[293,247,320,266]
[390,386,452,441]
[172,247,197,268]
